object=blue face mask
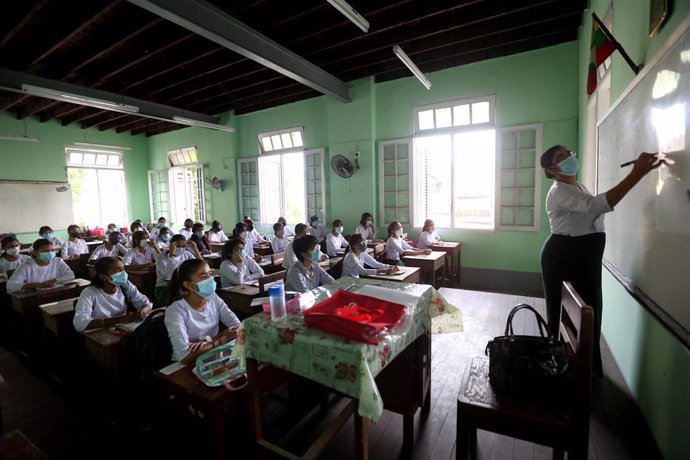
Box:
[161,233,171,242]
[557,155,579,176]
[359,242,367,252]
[174,248,184,257]
[310,248,322,262]
[38,251,55,263]
[365,220,373,226]
[195,231,204,238]
[239,249,247,258]
[335,226,343,234]
[158,223,165,228]
[193,277,216,298]
[43,233,54,240]
[110,270,128,286]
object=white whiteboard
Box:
[597,16,690,348]
[0,181,74,234]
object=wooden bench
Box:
[258,270,287,295]
[456,281,594,460]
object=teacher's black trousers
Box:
[541,232,605,377]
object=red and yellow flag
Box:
[587,17,617,95]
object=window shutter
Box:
[304,148,326,223]
[378,139,412,226]
[147,169,170,223]
[237,158,260,221]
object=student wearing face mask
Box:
[154,234,202,306]
[179,218,194,240]
[123,231,161,267]
[308,215,325,242]
[149,216,167,241]
[107,223,128,246]
[39,226,64,249]
[342,234,398,279]
[165,259,240,363]
[417,219,443,250]
[61,225,89,258]
[7,239,75,293]
[155,226,173,250]
[127,221,144,248]
[540,146,660,378]
[271,223,289,254]
[233,222,262,262]
[0,236,31,275]
[277,217,295,238]
[353,212,383,243]
[207,220,229,243]
[286,235,334,293]
[73,257,152,332]
[282,223,309,270]
[243,217,269,247]
[219,239,265,287]
[190,223,212,254]
[385,221,430,266]
[326,219,349,257]
[89,232,128,263]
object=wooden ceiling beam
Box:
[145,123,184,137]
[130,119,166,135]
[97,114,141,132]
[87,113,130,129]
[0,0,49,49]
[115,117,159,133]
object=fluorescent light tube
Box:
[0,135,39,142]
[392,45,431,90]
[172,116,235,133]
[73,142,132,151]
[327,0,369,33]
[21,84,140,113]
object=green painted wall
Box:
[0,112,149,242]
[578,2,690,459]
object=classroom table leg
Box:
[354,409,369,460]
[247,358,263,441]
[209,409,227,460]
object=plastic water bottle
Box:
[269,282,286,322]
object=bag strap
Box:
[504,304,550,338]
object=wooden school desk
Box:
[40,298,79,386]
[203,253,222,269]
[402,251,446,289]
[82,327,131,381]
[126,266,156,304]
[430,242,462,287]
[10,279,91,363]
[366,241,386,260]
[254,244,273,257]
[85,240,102,254]
[219,284,260,319]
[363,266,420,284]
[63,254,89,280]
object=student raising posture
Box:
[286,235,334,293]
[353,212,383,243]
[417,219,443,250]
[326,219,349,257]
[271,223,289,254]
[277,217,295,238]
[207,220,229,243]
[123,231,161,266]
[154,234,202,306]
[73,257,153,332]
[190,223,212,254]
[219,239,265,287]
[0,236,30,275]
[179,218,194,240]
[7,239,75,293]
[39,226,64,249]
[385,221,430,266]
[164,259,240,363]
[61,224,88,258]
[342,234,398,278]
[282,223,309,270]
[89,232,128,263]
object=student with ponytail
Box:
[73,257,152,332]
[164,259,240,363]
[7,239,75,293]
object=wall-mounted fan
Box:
[205,176,224,191]
[331,154,358,178]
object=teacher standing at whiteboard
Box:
[540,146,661,377]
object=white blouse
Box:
[164,294,240,361]
[0,254,31,275]
[155,250,195,287]
[342,251,388,278]
[123,246,158,265]
[286,260,334,293]
[353,224,376,241]
[179,228,193,240]
[546,181,612,236]
[271,236,289,254]
[417,231,441,250]
[207,231,229,243]
[326,233,348,257]
[282,241,297,270]
[219,257,265,287]
[89,243,128,262]
[61,239,88,258]
[245,229,266,245]
[385,236,412,261]
[6,257,75,293]
[72,282,151,332]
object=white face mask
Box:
[396,228,403,237]
[138,240,148,248]
[239,231,248,239]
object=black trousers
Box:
[540,232,605,377]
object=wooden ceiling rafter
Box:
[130,119,167,135]
[0,0,49,49]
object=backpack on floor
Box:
[125,307,172,384]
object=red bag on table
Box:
[303,289,405,344]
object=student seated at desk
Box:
[271,223,289,254]
[342,234,398,278]
[326,219,348,257]
[89,232,128,263]
[219,239,265,287]
[154,226,173,251]
[39,226,63,249]
[233,222,263,263]
[165,259,240,363]
[353,212,383,243]
[308,215,325,242]
[243,217,269,247]
[282,223,309,270]
[107,223,128,246]
[417,219,443,250]
[123,231,161,266]
[190,223,212,254]
[277,216,295,238]
[61,224,88,258]
[385,221,430,266]
[7,239,75,293]
[155,235,202,305]
[73,257,153,332]
[149,216,167,241]
[207,220,229,244]
[133,219,150,239]
[126,221,143,248]
[286,235,334,293]
[0,236,30,275]
[179,218,193,240]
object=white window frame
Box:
[257,126,305,155]
[414,94,496,135]
[148,169,170,223]
[65,147,123,169]
[378,139,413,226]
[237,158,261,222]
[167,145,198,167]
[304,148,327,223]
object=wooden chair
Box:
[258,270,287,295]
[456,281,594,460]
[329,257,344,279]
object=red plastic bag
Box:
[303,289,405,344]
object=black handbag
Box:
[485,304,573,396]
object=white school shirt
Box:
[72,281,151,332]
[271,236,289,254]
[123,246,158,265]
[286,260,334,293]
[61,239,88,258]
[282,241,298,270]
[546,181,612,236]
[219,257,264,287]
[417,231,441,250]
[207,230,229,243]
[386,236,412,261]
[0,254,30,275]
[155,251,195,287]
[326,233,348,257]
[245,229,266,245]
[6,257,75,293]
[282,226,295,237]
[89,243,128,262]
[46,236,64,249]
[165,294,241,362]
[353,224,376,241]
[342,251,388,278]
[179,228,192,240]
[149,226,164,241]
[309,224,325,242]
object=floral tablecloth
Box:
[232,277,462,422]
